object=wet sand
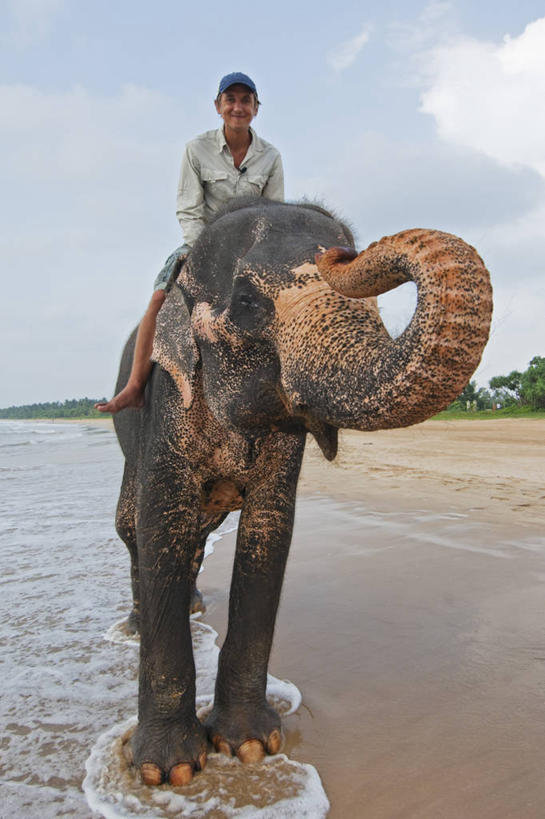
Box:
[198,419,545,818]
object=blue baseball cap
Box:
[218,72,258,98]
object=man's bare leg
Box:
[95,290,166,414]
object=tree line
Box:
[1,357,543,418]
[453,356,545,411]
[0,397,106,419]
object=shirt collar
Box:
[215,126,263,155]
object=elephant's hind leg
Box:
[190,512,229,613]
[115,464,140,634]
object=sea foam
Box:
[84,724,329,819]
[0,421,328,817]
[89,596,326,817]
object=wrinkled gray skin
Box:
[113,198,492,786]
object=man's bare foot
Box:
[94,383,145,414]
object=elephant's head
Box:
[152,199,492,458]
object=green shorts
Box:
[153,245,190,291]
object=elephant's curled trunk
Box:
[280,229,493,432]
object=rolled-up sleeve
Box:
[262,153,284,201]
[176,146,207,248]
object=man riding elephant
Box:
[96,72,283,414]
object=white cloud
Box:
[0,83,190,405]
[411,17,545,383]
[1,0,64,48]
[420,17,545,177]
[0,82,189,250]
[290,131,544,244]
[327,25,371,72]
[0,83,177,183]
[388,1,454,54]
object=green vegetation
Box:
[2,357,544,421]
[434,405,544,420]
[0,398,108,419]
[437,355,545,419]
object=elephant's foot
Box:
[204,700,282,763]
[190,586,206,615]
[123,715,207,787]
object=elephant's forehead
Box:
[291,261,322,278]
[239,261,322,298]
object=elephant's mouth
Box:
[272,384,339,461]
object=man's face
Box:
[215,84,259,133]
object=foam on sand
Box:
[84,720,328,819]
[85,616,326,817]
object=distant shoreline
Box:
[2,411,543,423]
[0,416,114,427]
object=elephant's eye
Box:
[238,292,256,309]
[229,280,274,332]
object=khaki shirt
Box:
[176,127,284,247]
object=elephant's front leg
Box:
[205,436,303,762]
[129,471,207,787]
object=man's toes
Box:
[169,762,193,787]
[140,762,163,786]
[266,729,282,755]
[237,739,265,763]
[213,735,233,756]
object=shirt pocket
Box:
[201,168,228,184]
[200,167,232,199]
[244,173,267,194]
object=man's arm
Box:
[176,147,207,248]
[262,154,284,202]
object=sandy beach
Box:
[20,416,544,816]
[196,418,545,818]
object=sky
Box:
[1,0,544,405]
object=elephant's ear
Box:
[151,284,199,409]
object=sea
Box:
[0,421,329,818]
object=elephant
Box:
[112,197,492,787]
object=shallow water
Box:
[3,420,545,817]
[0,422,328,818]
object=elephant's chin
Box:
[306,419,338,461]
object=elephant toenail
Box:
[214,737,232,756]
[198,751,207,771]
[169,762,193,787]
[140,762,163,786]
[237,739,265,763]
[266,729,282,754]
